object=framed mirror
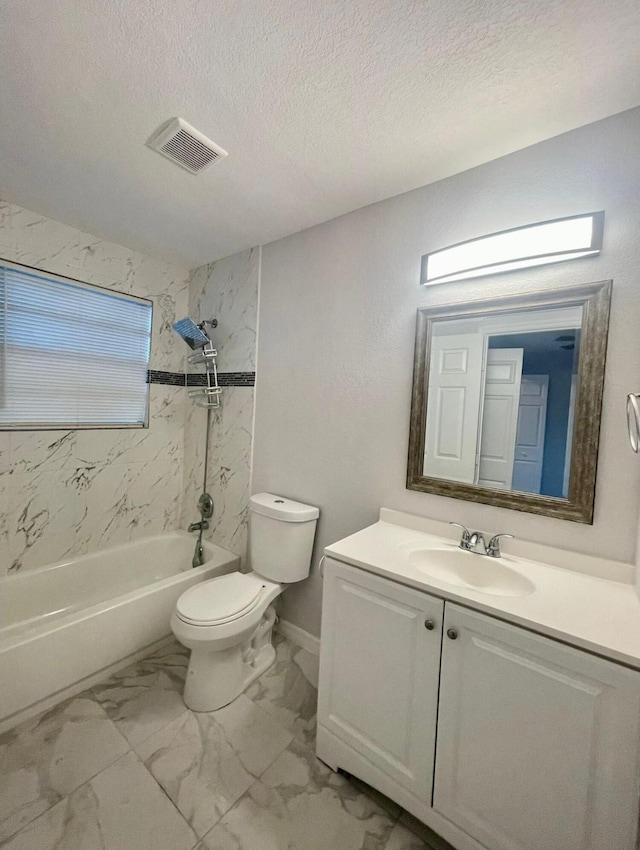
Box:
[407,281,612,523]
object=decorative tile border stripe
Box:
[147,370,185,386]
[147,370,255,387]
[188,371,256,387]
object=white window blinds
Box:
[0,262,152,428]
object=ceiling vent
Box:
[147,118,228,174]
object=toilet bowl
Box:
[171,493,319,711]
[171,571,283,711]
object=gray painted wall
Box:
[252,107,640,637]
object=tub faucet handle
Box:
[188,520,209,533]
[198,492,214,519]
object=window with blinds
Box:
[0,261,152,429]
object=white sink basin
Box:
[404,546,535,597]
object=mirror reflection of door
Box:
[477,348,523,490]
[423,306,581,498]
[424,333,485,483]
[489,330,579,497]
[512,375,549,495]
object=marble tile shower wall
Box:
[0,200,190,575]
[183,248,259,563]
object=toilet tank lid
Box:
[250,493,319,522]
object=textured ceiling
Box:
[1,0,639,267]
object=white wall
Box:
[252,107,640,637]
[0,200,190,574]
[183,249,259,561]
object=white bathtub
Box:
[0,532,239,731]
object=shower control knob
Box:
[198,492,214,519]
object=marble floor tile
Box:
[344,772,403,820]
[246,635,318,746]
[212,694,295,777]
[199,737,396,850]
[384,822,434,850]
[136,696,293,837]
[1,637,454,850]
[90,641,190,747]
[0,751,197,850]
[291,642,320,688]
[0,696,129,843]
[397,811,455,850]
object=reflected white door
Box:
[424,333,486,483]
[512,375,549,494]
[478,348,524,489]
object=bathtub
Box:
[0,532,239,731]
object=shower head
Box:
[172,317,211,350]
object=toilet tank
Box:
[249,493,319,583]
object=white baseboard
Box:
[275,618,320,655]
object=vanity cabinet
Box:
[317,558,444,801]
[435,604,640,850]
[317,558,640,850]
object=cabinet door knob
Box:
[424,619,436,631]
[447,628,458,640]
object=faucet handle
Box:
[487,533,514,558]
[450,522,471,542]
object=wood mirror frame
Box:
[406,280,612,523]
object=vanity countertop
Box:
[324,511,640,670]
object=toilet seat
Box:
[176,573,267,627]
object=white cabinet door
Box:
[434,604,640,850]
[424,332,486,483]
[318,558,444,801]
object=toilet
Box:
[171,493,319,711]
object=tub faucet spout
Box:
[188,520,209,568]
[192,540,205,569]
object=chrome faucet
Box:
[450,523,514,558]
[188,493,214,567]
[188,520,209,568]
[486,533,515,558]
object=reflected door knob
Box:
[424,619,435,631]
[447,628,458,640]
